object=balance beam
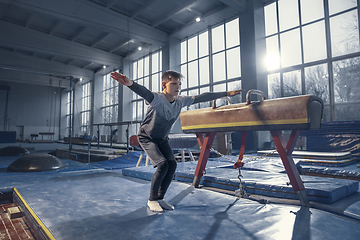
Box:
[180,90,324,207]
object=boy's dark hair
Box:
[162,70,184,82]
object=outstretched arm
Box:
[227,89,244,97]
[111,72,154,103]
[193,89,244,104]
[111,72,133,86]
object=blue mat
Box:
[297,158,358,167]
[2,152,358,204]
[122,160,229,181]
[123,159,359,203]
[13,178,360,240]
[89,151,150,169]
[0,151,149,192]
[0,159,105,191]
[1,150,359,239]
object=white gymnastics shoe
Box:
[158,200,174,210]
[147,200,164,212]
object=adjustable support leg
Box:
[193,132,216,187]
[136,151,145,167]
[97,125,100,149]
[181,149,185,162]
[109,126,112,148]
[126,123,130,154]
[188,148,195,161]
[145,155,149,166]
[136,151,150,167]
[271,130,310,207]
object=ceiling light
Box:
[196,17,201,22]
[80,78,83,81]
[138,46,142,51]
[103,65,106,69]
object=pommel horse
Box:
[180,90,323,207]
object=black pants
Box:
[138,134,177,201]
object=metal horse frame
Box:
[185,91,323,207]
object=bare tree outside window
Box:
[335,104,360,121]
[228,81,242,104]
[304,64,331,121]
[265,0,360,121]
[283,70,301,97]
[305,64,329,103]
[330,10,359,57]
[268,73,281,99]
[199,87,210,109]
[333,57,360,103]
[213,83,227,107]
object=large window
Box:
[264,0,360,121]
[181,18,242,110]
[151,51,162,92]
[131,50,162,134]
[81,82,91,134]
[102,72,118,135]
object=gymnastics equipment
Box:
[180,90,323,207]
[8,153,65,172]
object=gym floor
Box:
[1,142,360,240]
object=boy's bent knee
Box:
[157,160,176,173]
[157,161,169,171]
[167,160,177,172]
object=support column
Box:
[92,73,104,139]
[239,0,267,100]
[239,0,267,149]
[119,58,132,143]
[167,37,184,134]
[89,73,95,136]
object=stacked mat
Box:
[122,157,359,204]
[258,150,358,167]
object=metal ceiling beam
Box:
[152,0,200,28]
[49,20,60,35]
[186,7,202,17]
[0,68,70,88]
[109,39,133,53]
[131,0,161,18]
[71,26,87,41]
[0,48,94,81]
[0,21,122,67]
[171,18,186,25]
[24,13,33,27]
[0,4,9,19]
[0,0,168,47]
[170,4,229,37]
[66,59,75,65]
[91,33,110,48]
[218,0,247,12]
[83,62,94,69]
[106,0,118,9]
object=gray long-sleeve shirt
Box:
[129,82,227,140]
